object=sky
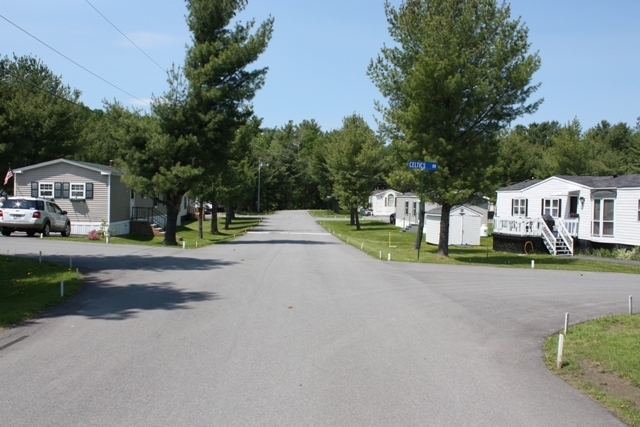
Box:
[1,0,639,134]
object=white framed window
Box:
[592,199,614,237]
[543,198,561,218]
[412,201,417,216]
[512,198,527,216]
[404,201,409,215]
[387,194,394,208]
[71,183,86,199]
[39,182,54,198]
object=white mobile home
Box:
[493,174,640,255]
[369,189,402,217]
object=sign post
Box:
[407,160,438,260]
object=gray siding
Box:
[110,176,131,222]
[15,163,110,225]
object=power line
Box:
[4,69,139,130]
[84,0,167,74]
[0,13,150,106]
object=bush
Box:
[87,229,100,240]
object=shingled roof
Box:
[498,175,640,192]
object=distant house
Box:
[493,174,640,255]
[394,193,438,229]
[369,189,402,216]
[12,159,190,236]
[425,205,487,246]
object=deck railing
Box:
[493,216,578,238]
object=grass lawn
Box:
[317,219,640,274]
[544,315,640,426]
[308,210,350,219]
[0,255,82,328]
[49,216,262,248]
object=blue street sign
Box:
[407,160,438,171]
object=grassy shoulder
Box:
[0,255,83,328]
[50,215,261,248]
[543,315,640,426]
[317,219,640,274]
[308,210,350,219]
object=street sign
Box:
[407,160,438,171]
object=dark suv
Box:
[0,197,71,237]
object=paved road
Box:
[1,211,638,426]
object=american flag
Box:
[4,166,13,185]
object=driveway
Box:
[0,210,637,426]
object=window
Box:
[387,194,394,208]
[404,201,409,215]
[39,182,53,198]
[637,200,640,221]
[71,183,86,199]
[542,198,562,218]
[592,199,614,237]
[412,201,417,216]
[512,198,527,216]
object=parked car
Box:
[390,212,396,224]
[0,197,71,237]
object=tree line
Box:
[1,0,638,253]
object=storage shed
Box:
[425,205,483,246]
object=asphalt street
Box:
[1,210,638,426]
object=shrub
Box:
[87,229,100,240]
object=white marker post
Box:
[183,241,186,249]
[360,243,364,250]
[531,260,535,269]
[630,295,633,315]
[556,334,564,370]
[387,253,391,261]
[379,251,382,259]
[564,312,570,335]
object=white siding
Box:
[369,190,401,216]
[425,207,482,246]
[599,188,640,246]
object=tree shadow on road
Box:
[38,280,220,322]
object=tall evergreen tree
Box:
[325,115,386,230]
[369,0,541,256]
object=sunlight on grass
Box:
[544,315,640,426]
[50,216,262,248]
[0,255,82,328]
[317,219,640,273]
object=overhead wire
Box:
[84,0,167,74]
[0,13,150,106]
[3,69,140,130]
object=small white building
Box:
[425,205,484,246]
[369,189,402,216]
[493,174,640,255]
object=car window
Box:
[50,203,62,214]
[3,199,37,209]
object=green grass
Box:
[317,219,640,274]
[544,315,640,426]
[308,210,350,218]
[50,216,261,248]
[0,255,83,328]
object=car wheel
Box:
[1,228,11,237]
[26,231,36,237]
[61,222,71,237]
[41,221,51,237]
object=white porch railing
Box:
[494,216,577,256]
[493,217,578,237]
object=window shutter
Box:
[30,182,38,198]
[85,183,93,199]
[62,182,70,199]
[511,199,515,215]
[525,199,528,217]
[541,199,544,216]
[54,182,62,199]
[558,200,562,218]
